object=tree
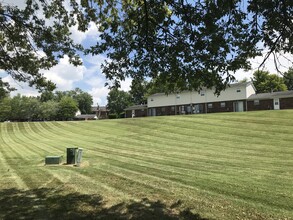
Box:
[0,1,82,91]
[75,92,93,114]
[252,70,287,93]
[66,88,93,114]
[40,100,58,121]
[1,1,293,94]
[85,0,293,94]
[129,78,148,105]
[0,97,11,121]
[10,94,25,121]
[0,78,15,100]
[40,90,55,102]
[56,96,78,120]
[53,91,67,102]
[107,89,132,118]
[24,97,41,121]
[52,88,93,114]
[9,95,42,121]
[284,68,293,90]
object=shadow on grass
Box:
[0,187,210,220]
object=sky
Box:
[1,0,293,106]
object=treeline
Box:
[0,88,93,122]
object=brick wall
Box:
[207,101,234,113]
[280,97,293,109]
[247,99,273,111]
[126,109,147,118]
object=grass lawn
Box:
[0,110,292,219]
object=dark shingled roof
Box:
[125,105,148,111]
[91,106,109,112]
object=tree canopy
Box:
[107,89,132,118]
[0,78,15,100]
[0,1,82,91]
[56,96,79,120]
[129,77,148,105]
[251,70,287,93]
[284,68,293,90]
[1,0,293,94]
[40,88,93,114]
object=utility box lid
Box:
[45,156,63,165]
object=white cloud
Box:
[235,52,293,81]
[70,22,100,44]
[1,55,86,97]
[85,73,132,106]
[88,87,109,106]
[120,78,132,92]
[87,78,132,106]
[83,54,108,79]
[2,0,26,9]
[2,75,39,97]
[43,55,85,91]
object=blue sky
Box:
[1,0,293,106]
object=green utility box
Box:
[67,148,78,164]
[45,156,63,165]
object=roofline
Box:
[248,90,293,100]
[124,105,148,111]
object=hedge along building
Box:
[146,82,256,116]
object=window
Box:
[208,103,213,108]
[236,89,241,92]
[171,106,175,111]
[220,102,226,108]
[254,100,260,105]
[200,90,205,96]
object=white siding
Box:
[148,82,256,108]
[246,83,256,97]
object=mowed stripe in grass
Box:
[0,110,292,219]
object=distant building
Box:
[91,106,109,119]
[247,90,293,111]
[124,82,293,118]
[124,105,148,118]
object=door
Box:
[234,101,244,112]
[238,101,244,112]
[274,98,280,110]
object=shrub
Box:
[108,114,117,119]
